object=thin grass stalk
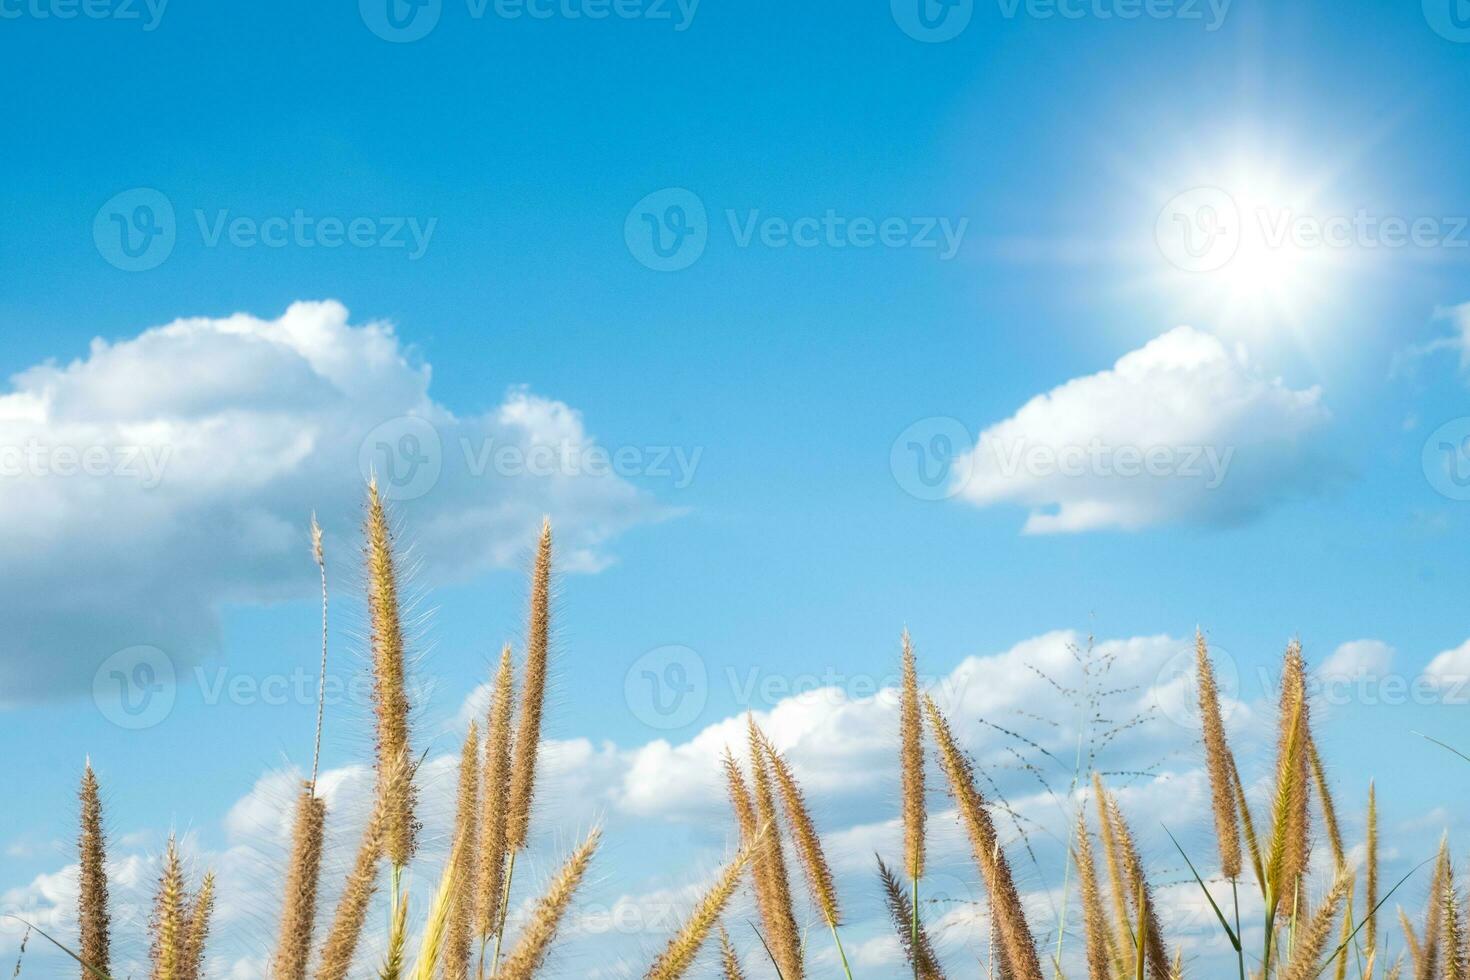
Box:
[314,752,402,980]
[365,480,415,868]
[1417,845,1447,980]
[1094,775,1136,979]
[506,520,552,854]
[179,872,214,980]
[1262,676,1307,977]
[925,697,1042,980]
[719,926,746,980]
[644,838,759,980]
[445,722,481,980]
[899,631,925,980]
[310,513,329,791]
[1307,737,1345,870]
[747,718,802,980]
[150,836,185,980]
[1276,642,1312,898]
[408,837,464,980]
[1074,813,1112,980]
[476,645,516,976]
[78,763,110,980]
[1228,750,1265,895]
[1196,631,1242,880]
[1399,907,1422,977]
[1366,782,1379,960]
[1280,872,1352,980]
[498,826,601,980]
[272,788,326,980]
[1102,791,1169,980]
[761,739,851,978]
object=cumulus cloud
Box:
[1423,637,1470,689]
[0,625,1336,977]
[1319,638,1395,681]
[951,326,1332,533]
[0,301,667,699]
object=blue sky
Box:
[2,0,1470,975]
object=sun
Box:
[1151,161,1351,338]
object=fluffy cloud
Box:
[1319,638,1395,681]
[0,301,667,699]
[0,627,1254,975]
[1423,637,1470,689]
[951,326,1332,533]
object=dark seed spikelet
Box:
[877,855,947,980]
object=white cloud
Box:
[1319,639,1395,681]
[1423,637,1470,689]
[0,301,667,699]
[952,326,1332,533]
[0,626,1277,977]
